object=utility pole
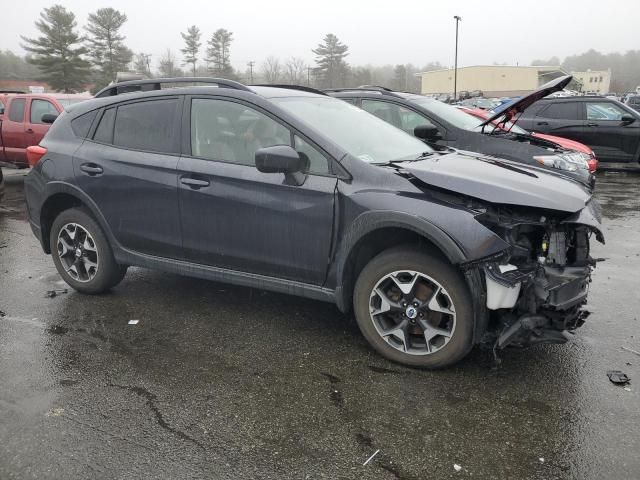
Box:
[247,61,255,83]
[143,53,152,77]
[453,15,462,101]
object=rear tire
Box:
[50,208,126,294]
[353,246,474,368]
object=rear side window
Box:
[93,108,116,144]
[8,98,25,122]
[71,110,98,138]
[538,102,579,120]
[113,99,180,154]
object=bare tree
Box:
[261,56,281,84]
[158,49,182,77]
[284,57,306,84]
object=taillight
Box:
[26,145,47,167]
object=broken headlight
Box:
[533,152,590,172]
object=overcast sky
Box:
[2,0,638,72]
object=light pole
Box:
[453,15,462,101]
[247,61,255,83]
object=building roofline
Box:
[415,65,564,76]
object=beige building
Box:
[571,70,611,94]
[416,65,570,98]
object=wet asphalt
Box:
[0,170,639,480]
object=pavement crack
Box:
[109,384,206,450]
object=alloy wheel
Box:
[369,270,456,355]
[57,223,99,283]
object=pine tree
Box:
[312,34,349,88]
[180,25,201,76]
[206,29,235,78]
[85,8,133,89]
[20,5,90,93]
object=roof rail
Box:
[322,86,403,97]
[358,85,393,91]
[0,89,27,94]
[250,84,327,96]
[94,77,252,98]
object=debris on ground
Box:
[454,464,462,472]
[363,449,380,466]
[624,386,632,392]
[622,346,640,358]
[45,407,64,417]
[539,457,545,463]
[45,289,68,298]
[0,310,5,317]
[128,319,140,325]
[607,370,631,385]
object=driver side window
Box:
[191,99,290,166]
[361,100,429,135]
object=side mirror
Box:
[41,113,58,124]
[255,145,306,186]
[621,114,636,125]
[414,124,442,142]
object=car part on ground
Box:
[324,76,594,188]
[24,77,603,368]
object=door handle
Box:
[180,177,210,189]
[26,128,34,133]
[79,163,103,176]
[536,121,549,126]
[587,123,598,127]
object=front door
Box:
[25,98,59,147]
[581,101,640,162]
[178,96,337,285]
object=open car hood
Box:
[401,151,590,213]
[480,75,573,127]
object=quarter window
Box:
[294,135,329,175]
[93,108,116,144]
[113,99,180,154]
[30,99,58,124]
[8,98,25,122]
[190,98,290,166]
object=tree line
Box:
[10,4,640,94]
[10,4,440,93]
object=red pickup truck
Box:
[0,93,89,167]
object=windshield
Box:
[271,96,431,163]
[408,97,483,131]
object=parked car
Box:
[460,106,598,172]
[518,95,640,163]
[326,76,594,187]
[625,95,640,113]
[457,97,498,110]
[0,93,89,167]
[24,77,603,368]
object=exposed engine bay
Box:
[470,200,603,349]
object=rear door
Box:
[73,96,183,258]
[25,98,59,147]
[178,96,337,285]
[580,101,640,162]
[530,101,585,141]
[2,97,28,165]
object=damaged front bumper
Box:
[465,199,604,349]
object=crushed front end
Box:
[468,199,604,349]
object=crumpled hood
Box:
[401,151,591,213]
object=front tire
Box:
[50,208,126,294]
[353,246,474,368]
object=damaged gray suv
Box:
[24,78,603,368]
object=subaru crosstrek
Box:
[24,78,603,368]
